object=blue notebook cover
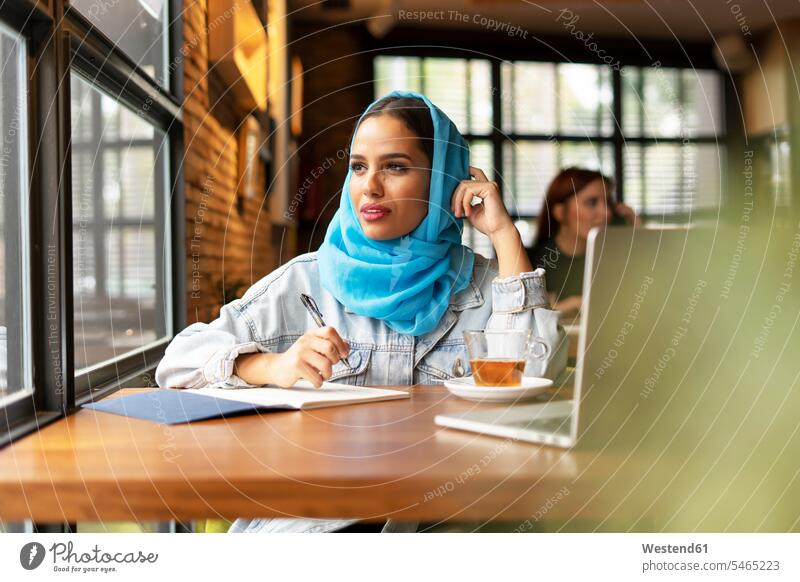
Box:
[83,389,291,425]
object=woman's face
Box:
[348,114,431,241]
[556,178,613,241]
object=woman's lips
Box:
[360,205,391,222]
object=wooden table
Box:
[0,384,617,525]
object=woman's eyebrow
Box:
[349,153,414,161]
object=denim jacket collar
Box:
[343,279,484,315]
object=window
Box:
[621,67,723,216]
[501,62,615,221]
[70,74,171,375]
[0,22,32,409]
[71,0,170,89]
[0,0,182,444]
[374,55,725,250]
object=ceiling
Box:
[288,0,800,41]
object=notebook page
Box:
[188,380,409,410]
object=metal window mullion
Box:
[509,61,515,133]
[596,67,603,137]
[613,67,624,203]
[465,58,472,135]
[90,88,107,300]
[678,71,689,213]
[554,63,562,168]
[55,8,76,411]
[638,68,646,213]
[154,135,168,338]
[491,58,503,206]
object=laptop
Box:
[435,226,702,448]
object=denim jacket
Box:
[155,251,567,532]
[156,252,566,390]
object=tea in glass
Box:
[470,358,525,386]
[462,330,550,387]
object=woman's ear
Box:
[552,202,565,224]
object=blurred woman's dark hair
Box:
[533,167,615,248]
[352,96,435,164]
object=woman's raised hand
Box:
[234,326,349,388]
[451,166,533,278]
[450,166,514,239]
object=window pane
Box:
[629,144,683,215]
[502,141,557,216]
[462,224,494,259]
[556,141,614,175]
[462,139,495,257]
[623,143,722,217]
[0,25,31,405]
[469,60,492,134]
[683,70,722,137]
[687,143,723,211]
[643,68,682,137]
[422,58,468,132]
[374,56,422,95]
[623,67,722,138]
[502,62,556,135]
[557,64,613,136]
[375,57,492,135]
[623,142,644,213]
[468,140,494,179]
[502,140,614,217]
[72,0,169,89]
[70,74,169,373]
[621,67,643,137]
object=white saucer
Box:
[443,376,554,403]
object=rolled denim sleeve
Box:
[487,267,549,334]
[490,268,549,315]
[155,301,267,389]
[486,267,567,380]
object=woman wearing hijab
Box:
[155,92,567,533]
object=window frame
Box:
[0,0,186,447]
[63,3,186,403]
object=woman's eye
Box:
[586,198,599,208]
[350,162,365,172]
[386,163,408,172]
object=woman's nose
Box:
[364,170,383,197]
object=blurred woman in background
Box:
[527,167,638,321]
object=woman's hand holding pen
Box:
[452,166,533,278]
[234,327,350,388]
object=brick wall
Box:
[290,24,373,252]
[182,0,277,323]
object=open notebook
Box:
[187,380,409,410]
[83,380,409,425]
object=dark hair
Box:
[533,167,615,248]
[352,96,435,164]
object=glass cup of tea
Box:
[462,329,550,387]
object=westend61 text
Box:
[642,543,708,554]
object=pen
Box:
[299,292,352,370]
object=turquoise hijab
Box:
[317,91,475,337]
